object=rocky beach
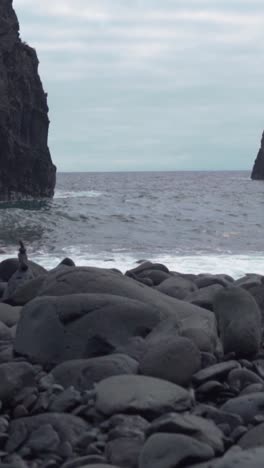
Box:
[1,0,264,466]
[0,251,264,467]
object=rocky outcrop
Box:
[0,0,56,200]
[251,131,264,180]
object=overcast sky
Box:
[13,0,264,172]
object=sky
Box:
[13,0,264,172]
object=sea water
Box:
[0,171,264,278]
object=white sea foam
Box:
[1,250,264,279]
[54,190,102,199]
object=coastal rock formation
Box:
[0,0,56,200]
[251,131,264,180]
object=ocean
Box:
[0,170,264,278]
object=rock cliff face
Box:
[251,131,264,180]
[0,0,56,200]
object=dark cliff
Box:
[251,131,264,180]
[0,0,56,200]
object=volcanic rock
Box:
[251,130,264,180]
[213,287,261,357]
[95,375,192,418]
[14,294,161,365]
[0,0,56,200]
[139,433,214,468]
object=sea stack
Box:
[251,130,264,180]
[0,0,56,200]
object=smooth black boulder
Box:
[14,294,162,365]
[139,433,214,468]
[0,0,56,200]
[214,287,261,357]
[51,354,138,390]
[9,266,218,354]
[95,375,192,418]
[139,336,201,386]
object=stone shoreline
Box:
[0,256,264,467]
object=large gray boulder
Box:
[51,354,138,390]
[214,286,261,357]
[95,375,192,417]
[139,433,214,468]
[14,294,162,365]
[139,336,201,386]
[8,266,216,331]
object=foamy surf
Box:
[54,190,102,199]
[0,249,264,279]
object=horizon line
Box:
[56,169,251,174]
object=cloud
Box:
[12,0,264,171]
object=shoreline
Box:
[1,251,264,279]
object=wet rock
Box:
[195,274,233,289]
[139,336,201,386]
[201,352,217,369]
[240,383,264,395]
[115,337,147,361]
[6,413,88,454]
[238,422,264,449]
[214,287,261,357]
[136,269,171,286]
[235,274,262,290]
[193,361,240,385]
[51,354,138,391]
[230,425,247,442]
[9,267,216,339]
[196,381,225,399]
[185,284,224,311]
[139,433,214,468]
[107,414,149,441]
[126,262,169,277]
[253,359,264,379]
[95,375,192,418]
[147,412,224,454]
[0,305,21,327]
[227,368,264,392]
[221,392,264,424]
[156,276,197,299]
[15,294,161,365]
[213,447,264,467]
[193,404,243,431]
[0,258,46,283]
[0,362,35,403]
[106,437,144,468]
[48,387,81,413]
[26,424,60,454]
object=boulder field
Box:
[0,258,264,466]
